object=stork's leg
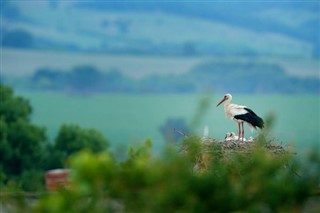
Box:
[237,123,241,142]
[241,122,244,142]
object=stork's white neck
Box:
[223,99,232,118]
[224,98,232,105]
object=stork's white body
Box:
[224,103,256,130]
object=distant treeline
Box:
[8,62,320,94]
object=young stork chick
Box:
[225,132,238,141]
[225,132,245,141]
[217,94,264,142]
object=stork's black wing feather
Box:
[244,108,257,116]
[234,107,264,129]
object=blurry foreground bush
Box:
[32,137,320,213]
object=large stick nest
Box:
[201,137,289,155]
[180,135,292,173]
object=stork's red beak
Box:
[216,97,226,107]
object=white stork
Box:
[217,93,264,142]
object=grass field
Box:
[16,91,320,154]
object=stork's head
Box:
[216,93,232,107]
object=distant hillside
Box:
[1,1,319,57]
[4,62,319,94]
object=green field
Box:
[16,91,320,153]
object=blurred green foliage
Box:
[33,138,320,213]
[0,84,47,190]
[0,84,109,191]
[52,124,109,168]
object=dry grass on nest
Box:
[180,136,292,173]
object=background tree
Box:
[69,65,103,93]
[0,84,47,190]
[1,29,34,48]
[159,118,189,144]
[53,124,109,165]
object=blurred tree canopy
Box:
[159,118,190,144]
[31,65,132,94]
[0,84,47,186]
[0,84,110,190]
[69,65,104,93]
[55,124,109,160]
[1,29,34,48]
[22,62,320,95]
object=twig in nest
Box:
[174,128,188,137]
